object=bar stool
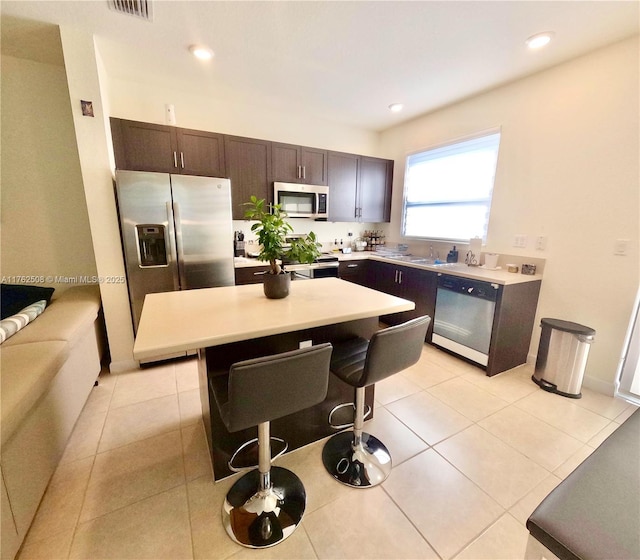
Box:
[210,343,332,548]
[322,316,430,488]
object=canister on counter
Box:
[521,264,537,275]
[506,264,519,273]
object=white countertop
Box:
[235,253,542,285]
[133,278,414,360]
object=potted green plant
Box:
[244,195,322,299]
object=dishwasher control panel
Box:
[437,275,500,302]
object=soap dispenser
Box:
[447,245,459,263]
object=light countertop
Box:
[235,253,542,285]
[133,278,414,361]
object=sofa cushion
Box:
[0,301,47,344]
[3,286,101,348]
[0,341,69,446]
[1,284,55,320]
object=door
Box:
[170,175,235,290]
[359,156,392,222]
[224,136,272,219]
[115,171,179,332]
[328,151,359,221]
[176,129,226,177]
[111,118,178,173]
[300,147,328,185]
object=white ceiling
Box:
[2,1,638,132]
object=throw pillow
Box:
[0,300,47,344]
[1,284,55,320]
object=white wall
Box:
[0,55,97,291]
[380,37,640,392]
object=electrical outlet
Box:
[614,239,629,256]
[513,235,527,248]
[536,236,547,251]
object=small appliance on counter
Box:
[234,231,245,257]
[446,246,459,263]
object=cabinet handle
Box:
[180,152,185,169]
[173,151,178,168]
[253,271,267,276]
[399,271,403,284]
[394,270,398,283]
[297,165,302,179]
[347,264,358,268]
[302,165,306,179]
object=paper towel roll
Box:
[469,237,482,256]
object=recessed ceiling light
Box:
[526,32,554,50]
[189,44,214,60]
[389,103,403,113]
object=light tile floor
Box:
[17,345,637,560]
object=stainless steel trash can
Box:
[532,318,595,399]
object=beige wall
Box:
[107,77,381,156]
[1,55,97,292]
[58,26,137,372]
[380,37,640,392]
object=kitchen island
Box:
[133,278,414,479]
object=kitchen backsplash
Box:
[232,220,546,274]
[232,220,383,253]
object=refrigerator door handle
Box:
[166,202,181,290]
[172,201,187,289]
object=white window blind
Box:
[402,131,501,241]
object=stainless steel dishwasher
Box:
[432,274,500,366]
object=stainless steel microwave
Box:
[273,182,329,220]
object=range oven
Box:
[432,274,500,366]
[274,182,329,220]
[286,255,339,280]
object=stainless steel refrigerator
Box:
[115,170,235,333]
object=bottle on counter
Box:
[446,245,459,263]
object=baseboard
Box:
[582,375,615,396]
[108,358,139,373]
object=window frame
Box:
[401,129,502,243]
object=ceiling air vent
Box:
[108,0,153,22]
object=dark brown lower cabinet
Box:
[487,280,541,376]
[369,261,436,341]
[234,265,270,285]
[338,260,370,287]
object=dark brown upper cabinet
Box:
[224,135,272,220]
[327,151,393,223]
[359,156,393,222]
[272,142,328,185]
[327,151,359,221]
[110,118,225,178]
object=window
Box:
[402,131,501,241]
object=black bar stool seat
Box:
[211,343,332,548]
[322,316,430,488]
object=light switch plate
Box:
[614,239,629,256]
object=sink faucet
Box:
[429,245,434,259]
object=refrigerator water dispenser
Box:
[136,225,168,267]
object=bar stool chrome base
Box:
[322,430,392,488]
[222,466,306,548]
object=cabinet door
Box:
[272,143,328,185]
[301,147,328,185]
[338,260,369,285]
[327,151,359,222]
[271,143,300,183]
[177,129,226,177]
[224,135,272,220]
[359,156,393,223]
[111,118,178,173]
[235,266,270,285]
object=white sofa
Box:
[0,285,104,560]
